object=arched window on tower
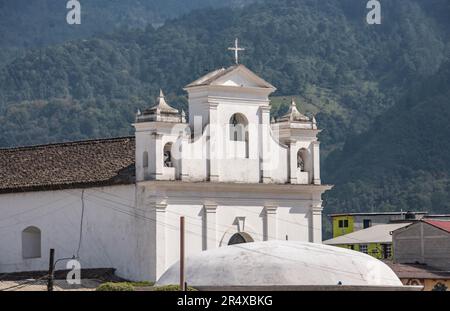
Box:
[229,113,249,158]
[163,143,173,168]
[22,226,41,259]
[297,148,308,172]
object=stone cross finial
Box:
[228,38,245,64]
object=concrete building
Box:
[0,49,332,281]
[392,219,450,270]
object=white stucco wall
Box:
[136,181,327,280]
[0,185,146,281]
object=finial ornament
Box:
[228,38,245,64]
[312,115,318,129]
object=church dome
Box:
[156,241,403,288]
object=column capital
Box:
[204,203,218,213]
[260,106,271,113]
[155,201,167,211]
[287,139,298,145]
[209,102,219,110]
[151,132,164,139]
[264,205,278,215]
[311,202,323,214]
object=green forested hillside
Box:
[1,0,448,148]
[324,60,450,216]
[0,0,449,217]
[0,0,253,48]
[0,0,253,67]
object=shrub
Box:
[129,281,155,287]
[153,284,197,291]
[96,282,135,291]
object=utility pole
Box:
[180,216,186,291]
[47,248,55,292]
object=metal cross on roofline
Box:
[228,38,245,65]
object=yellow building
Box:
[329,212,427,238]
[323,223,411,260]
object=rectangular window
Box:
[382,244,392,259]
[338,219,349,229]
[363,219,372,229]
[359,244,368,254]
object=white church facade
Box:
[0,56,332,281]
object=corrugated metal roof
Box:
[323,223,412,245]
[328,212,427,217]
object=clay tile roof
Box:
[423,219,450,233]
[383,261,450,280]
[0,137,135,194]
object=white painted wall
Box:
[135,181,325,280]
[0,185,146,281]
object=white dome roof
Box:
[157,241,402,287]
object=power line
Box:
[76,189,85,258]
[79,190,382,262]
[91,187,378,246]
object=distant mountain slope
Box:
[1,0,450,220]
[1,0,449,149]
[324,60,450,215]
[0,0,253,48]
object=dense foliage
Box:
[324,60,450,216]
[0,0,253,48]
[0,0,449,218]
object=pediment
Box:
[185,65,276,91]
[212,67,274,89]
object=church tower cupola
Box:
[136,90,183,123]
[276,98,310,123]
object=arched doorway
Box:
[228,232,254,246]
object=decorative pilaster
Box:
[288,140,298,184]
[152,132,164,180]
[203,203,218,250]
[264,205,278,241]
[309,201,323,243]
[209,103,220,182]
[260,106,271,184]
[312,141,321,185]
[155,201,167,279]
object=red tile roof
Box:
[0,137,135,194]
[423,219,450,233]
